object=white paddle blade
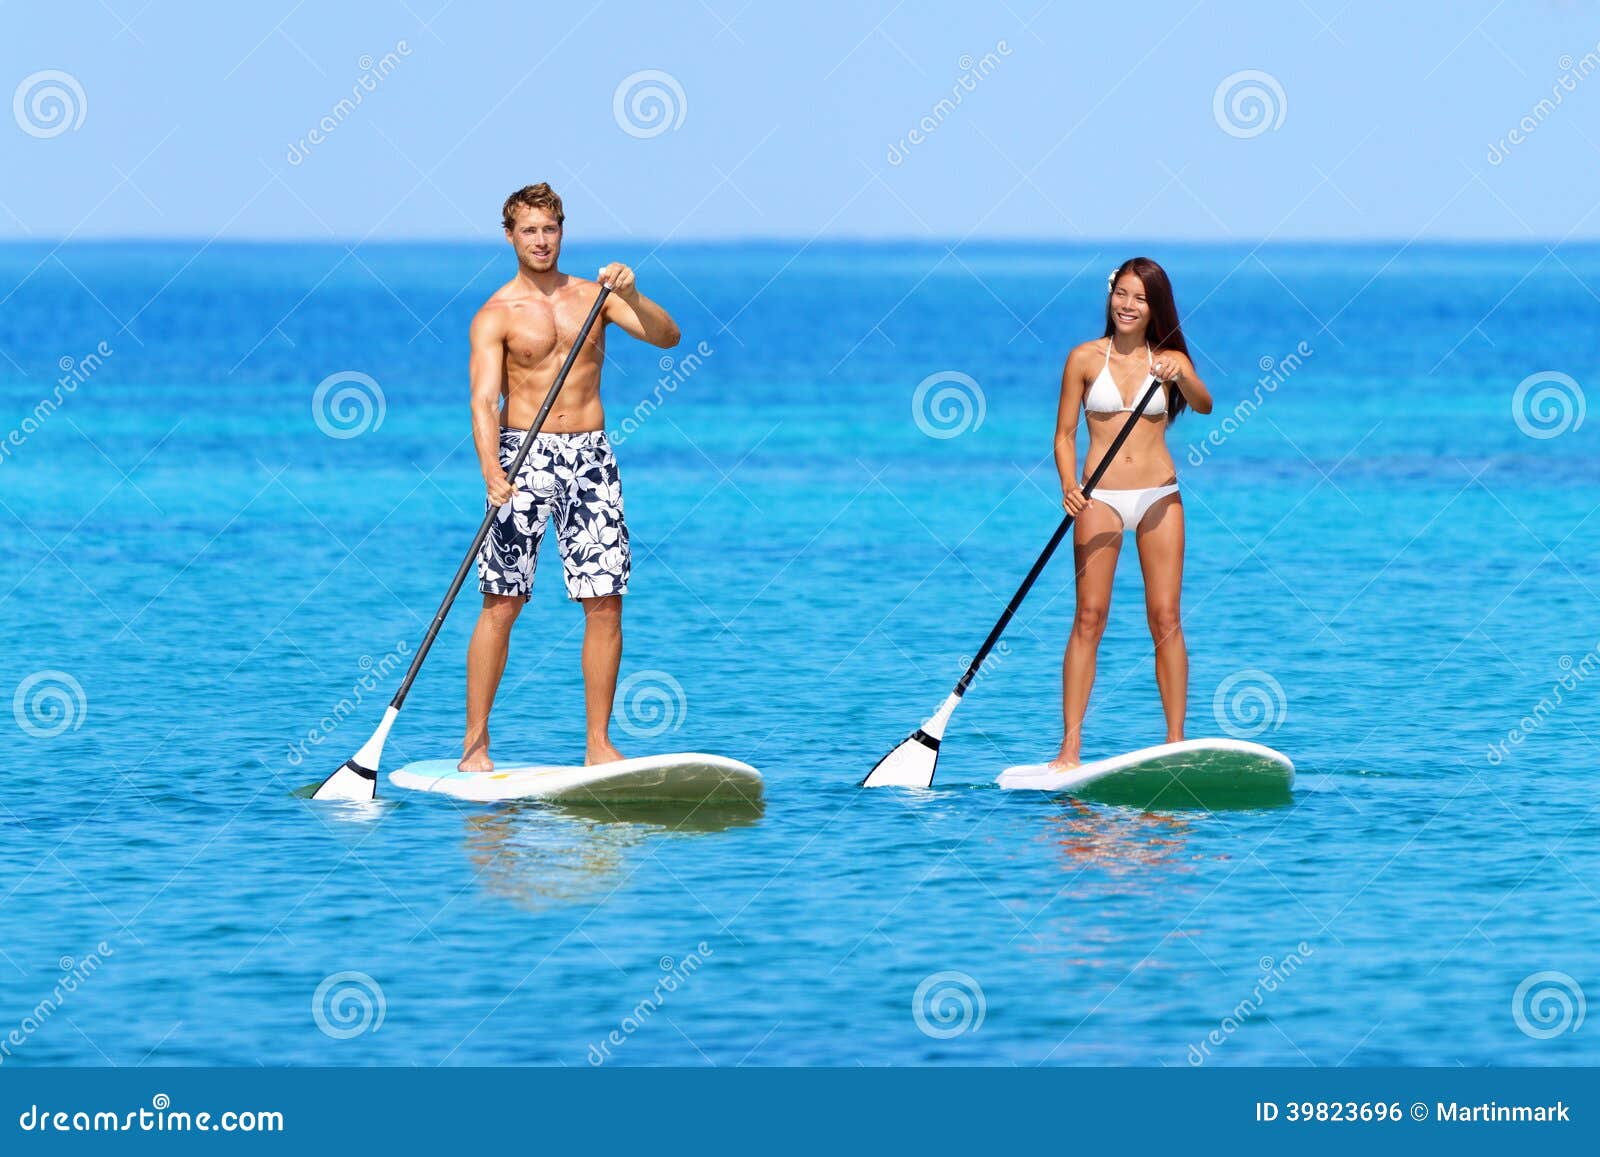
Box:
[311,759,377,801]
[861,730,940,788]
[862,692,961,788]
[310,706,396,802]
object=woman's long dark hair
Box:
[1103,256,1190,421]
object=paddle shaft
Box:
[387,284,612,711]
[952,374,1165,698]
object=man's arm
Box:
[597,262,680,349]
[468,306,514,505]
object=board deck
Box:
[389,752,763,804]
[997,738,1293,807]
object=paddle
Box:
[311,284,613,801]
[862,372,1166,788]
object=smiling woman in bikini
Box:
[1051,257,1213,770]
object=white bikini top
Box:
[1084,340,1166,418]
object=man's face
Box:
[506,206,562,271]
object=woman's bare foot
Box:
[586,738,625,766]
[1048,744,1080,771]
[459,744,494,773]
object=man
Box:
[462,183,680,772]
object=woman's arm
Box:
[1055,347,1091,514]
[1154,350,1213,415]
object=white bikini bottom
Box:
[1093,484,1180,533]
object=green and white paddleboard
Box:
[997,738,1293,807]
[390,752,763,804]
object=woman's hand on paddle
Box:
[1062,484,1091,516]
[485,470,515,506]
[1152,355,1183,385]
[597,262,636,298]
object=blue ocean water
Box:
[1,240,1597,1067]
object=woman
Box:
[1052,258,1213,769]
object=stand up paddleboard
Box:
[997,738,1292,807]
[389,753,763,805]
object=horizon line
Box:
[0,233,1592,248]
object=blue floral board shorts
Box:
[477,429,630,601]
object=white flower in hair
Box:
[1107,268,1120,291]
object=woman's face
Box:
[1109,273,1149,336]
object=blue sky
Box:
[4,0,1597,241]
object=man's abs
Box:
[500,365,605,432]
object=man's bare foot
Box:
[1047,747,1080,770]
[459,744,494,773]
[585,738,625,766]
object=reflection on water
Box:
[1014,800,1203,969]
[291,783,397,825]
[460,797,764,911]
[1041,797,1195,878]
